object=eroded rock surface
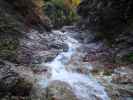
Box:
[0,60,33,99]
[77,0,133,33]
[17,30,68,65]
[47,81,78,100]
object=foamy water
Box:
[39,30,110,100]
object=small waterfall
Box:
[39,30,110,100]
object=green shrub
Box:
[0,38,19,62]
[0,9,22,62]
[43,0,79,28]
[123,53,133,63]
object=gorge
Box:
[0,0,133,100]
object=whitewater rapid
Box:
[39,30,110,100]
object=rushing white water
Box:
[39,31,110,100]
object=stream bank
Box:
[76,1,133,99]
[65,27,133,100]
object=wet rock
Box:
[47,81,77,100]
[107,83,133,100]
[33,50,59,63]
[61,26,80,33]
[66,52,92,75]
[30,85,47,100]
[27,64,52,100]
[63,29,97,44]
[112,67,133,84]
[48,42,68,52]
[67,63,91,75]
[30,80,77,100]
[32,63,52,79]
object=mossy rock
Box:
[103,69,113,76]
[0,7,23,62]
[0,9,23,35]
[122,52,133,63]
[10,78,33,97]
[0,38,19,62]
[115,51,133,64]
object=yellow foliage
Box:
[32,0,44,8]
[72,0,80,7]
[64,0,80,9]
[32,0,45,15]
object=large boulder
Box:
[0,60,33,99]
[47,81,77,100]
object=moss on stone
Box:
[0,7,23,62]
[0,39,19,62]
[10,78,33,97]
[122,52,133,63]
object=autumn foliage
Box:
[6,0,51,31]
[44,0,80,28]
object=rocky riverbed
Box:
[0,29,68,100]
[0,25,133,100]
[1,0,133,100]
[63,27,133,100]
[0,29,110,100]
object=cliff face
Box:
[76,0,133,63]
[77,0,133,63]
[77,0,133,39]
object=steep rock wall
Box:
[77,0,133,63]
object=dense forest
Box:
[0,0,133,100]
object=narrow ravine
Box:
[0,0,133,100]
[38,30,110,100]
